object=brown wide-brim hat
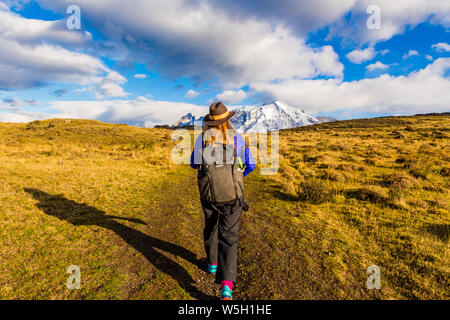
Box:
[203,101,235,126]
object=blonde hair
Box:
[203,120,235,145]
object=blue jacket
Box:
[190,133,255,177]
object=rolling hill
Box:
[0,115,448,299]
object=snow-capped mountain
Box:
[173,113,197,127]
[173,101,320,132]
[229,101,319,132]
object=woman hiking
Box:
[190,101,255,300]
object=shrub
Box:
[401,156,433,179]
[431,131,447,139]
[382,173,416,189]
[318,161,338,169]
[391,131,405,139]
[364,158,376,166]
[337,163,357,171]
[388,187,408,209]
[319,170,346,182]
[395,157,406,164]
[26,120,41,130]
[409,165,432,179]
[418,144,435,155]
[297,178,330,204]
[303,154,320,163]
[408,199,427,209]
[430,198,447,209]
[401,157,418,169]
[346,186,387,203]
[438,167,450,177]
[330,144,350,151]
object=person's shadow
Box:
[24,188,213,300]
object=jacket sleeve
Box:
[243,145,256,177]
[190,135,202,169]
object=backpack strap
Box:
[200,133,208,170]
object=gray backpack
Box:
[197,138,245,205]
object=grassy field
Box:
[0,116,448,300]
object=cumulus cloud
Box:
[432,42,450,53]
[403,50,419,59]
[0,3,91,47]
[0,5,126,98]
[0,111,59,123]
[3,59,449,125]
[251,58,450,117]
[214,89,248,104]
[134,74,147,79]
[0,96,207,126]
[47,96,208,126]
[35,0,344,88]
[3,0,449,123]
[12,1,450,91]
[207,0,355,36]
[366,61,388,71]
[0,97,55,122]
[0,97,40,112]
[93,71,128,99]
[346,47,376,64]
[329,0,450,44]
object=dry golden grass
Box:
[256,115,450,299]
[0,116,448,300]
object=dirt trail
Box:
[142,166,341,300]
[143,168,220,299]
[125,162,379,300]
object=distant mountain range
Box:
[172,101,335,132]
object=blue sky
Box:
[0,0,449,125]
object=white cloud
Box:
[0,6,126,98]
[47,96,208,126]
[17,0,450,89]
[214,89,248,104]
[0,4,92,47]
[0,111,58,123]
[93,71,128,99]
[35,0,344,88]
[432,42,450,53]
[208,0,356,36]
[134,74,147,79]
[2,97,35,108]
[366,61,389,71]
[3,0,449,123]
[2,59,449,125]
[251,58,450,117]
[346,47,376,64]
[425,55,434,61]
[0,96,211,128]
[185,89,200,99]
[0,97,59,122]
[403,50,419,59]
[329,0,450,44]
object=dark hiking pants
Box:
[202,199,243,283]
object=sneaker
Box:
[207,263,217,274]
[220,285,232,300]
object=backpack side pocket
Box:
[197,171,212,203]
